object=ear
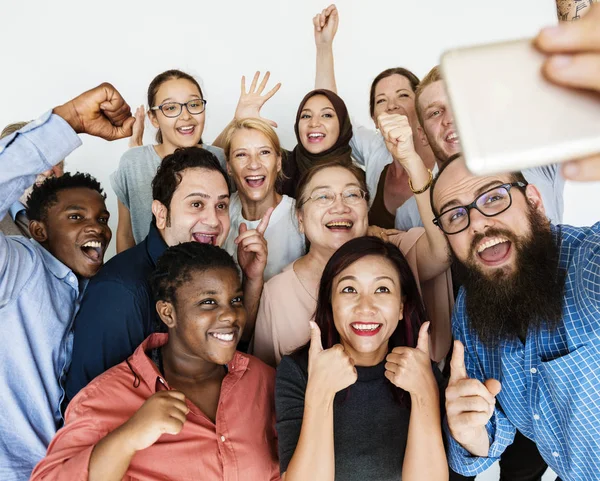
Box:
[148,109,160,130]
[398,297,405,321]
[524,184,546,217]
[156,300,177,328]
[296,210,304,234]
[152,200,169,230]
[417,125,429,147]
[276,154,282,175]
[29,220,49,243]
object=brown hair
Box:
[1,121,30,139]
[295,160,369,213]
[415,65,442,126]
[147,69,204,144]
[369,68,421,119]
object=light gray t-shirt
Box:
[394,164,565,231]
[223,193,305,281]
[110,144,226,244]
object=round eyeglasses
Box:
[300,187,368,208]
[433,182,527,235]
[150,99,207,118]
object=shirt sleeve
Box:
[251,284,278,367]
[444,292,517,476]
[275,356,308,475]
[109,150,134,209]
[65,279,151,402]
[580,225,600,311]
[0,111,81,220]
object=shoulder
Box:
[202,144,226,164]
[277,353,309,383]
[87,242,152,289]
[118,145,157,164]
[264,264,298,292]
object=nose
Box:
[202,207,220,229]
[218,303,236,323]
[248,152,260,170]
[84,218,108,236]
[468,207,494,234]
[387,99,399,113]
[179,105,192,120]
[328,194,351,214]
[442,109,454,126]
[356,294,376,315]
[308,115,320,128]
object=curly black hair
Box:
[151,241,239,307]
[26,172,105,222]
[151,147,230,225]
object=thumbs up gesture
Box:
[306,321,357,400]
[384,322,437,396]
[445,340,502,455]
[236,207,273,281]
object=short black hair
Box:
[429,153,527,217]
[151,147,230,220]
[26,172,105,222]
[151,242,239,306]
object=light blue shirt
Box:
[394,164,565,231]
[447,223,600,480]
[0,110,83,481]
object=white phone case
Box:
[441,38,600,175]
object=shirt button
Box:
[69,274,76,283]
[530,367,538,374]
[533,414,540,420]
[220,435,226,442]
[552,451,559,458]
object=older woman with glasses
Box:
[252,128,454,366]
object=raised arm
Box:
[212,72,281,149]
[277,322,357,481]
[378,113,450,280]
[314,4,339,92]
[556,0,596,21]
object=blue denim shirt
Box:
[446,223,600,481]
[0,111,83,481]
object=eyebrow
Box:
[64,205,87,211]
[301,107,335,113]
[160,95,201,103]
[376,89,410,98]
[337,275,396,284]
[424,100,444,112]
[438,180,506,214]
[184,192,230,200]
[311,182,361,191]
[233,145,272,153]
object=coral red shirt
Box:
[31,333,280,481]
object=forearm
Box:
[116,201,135,253]
[88,424,136,481]
[284,383,336,481]
[242,276,264,341]
[556,0,596,21]
[211,119,235,149]
[315,44,337,93]
[453,425,490,458]
[403,389,448,481]
[402,154,450,279]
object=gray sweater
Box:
[275,352,411,481]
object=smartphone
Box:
[441,38,600,175]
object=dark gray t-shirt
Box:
[275,353,411,481]
[110,144,226,244]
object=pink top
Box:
[253,228,453,366]
[31,334,280,481]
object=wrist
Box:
[316,43,334,52]
[109,422,140,456]
[305,379,336,410]
[53,101,83,134]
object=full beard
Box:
[451,207,565,347]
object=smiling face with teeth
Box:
[227,127,282,215]
[297,166,369,254]
[331,255,403,365]
[30,187,112,279]
[148,78,206,155]
[433,156,546,278]
[297,95,341,154]
[158,266,246,366]
[153,167,230,248]
[417,80,460,164]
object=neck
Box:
[342,340,388,367]
[241,191,282,221]
[161,337,226,383]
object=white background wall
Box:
[2,1,595,478]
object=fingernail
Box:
[541,25,565,38]
[548,54,573,69]
[563,161,580,177]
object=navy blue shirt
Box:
[65,223,167,402]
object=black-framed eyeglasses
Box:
[432,182,528,235]
[150,99,207,118]
[300,187,368,208]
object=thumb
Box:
[238,222,248,236]
[308,321,323,356]
[449,340,468,383]
[416,321,430,354]
[484,379,502,397]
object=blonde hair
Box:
[415,65,443,126]
[1,121,30,139]
[223,118,286,187]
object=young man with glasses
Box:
[432,153,600,481]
